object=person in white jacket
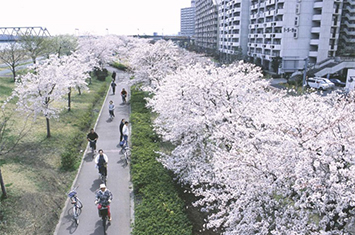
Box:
[94,149,109,177]
[122,121,129,148]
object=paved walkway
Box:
[54,68,133,235]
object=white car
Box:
[305,77,332,90]
[317,77,335,88]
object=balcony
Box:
[309,51,318,57]
[272,44,281,50]
[312,14,322,21]
[266,0,276,6]
[251,4,258,10]
[273,21,283,27]
[275,8,285,15]
[311,27,321,33]
[313,1,323,8]
[310,39,319,45]
[265,10,275,17]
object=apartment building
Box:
[181,1,196,37]
[248,0,344,73]
[218,0,250,61]
[195,0,219,54]
[190,0,352,73]
[338,0,355,56]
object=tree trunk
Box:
[0,168,7,199]
[46,117,51,138]
[68,88,71,111]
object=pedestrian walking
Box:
[121,88,127,103]
[111,80,117,95]
[109,100,115,119]
[121,121,129,148]
[119,119,125,142]
[111,71,116,81]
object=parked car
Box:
[319,78,335,88]
[329,78,346,87]
[305,77,332,90]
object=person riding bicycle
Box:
[121,88,128,103]
[94,149,108,178]
[87,128,99,153]
[95,184,113,221]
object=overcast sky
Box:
[1,0,192,36]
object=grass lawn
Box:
[0,74,110,234]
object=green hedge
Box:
[130,87,192,235]
[110,61,128,71]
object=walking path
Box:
[54,68,133,235]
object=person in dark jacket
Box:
[119,119,125,142]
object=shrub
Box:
[130,87,192,235]
[110,61,128,71]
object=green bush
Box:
[110,61,128,71]
[130,87,192,235]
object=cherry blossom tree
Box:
[146,60,355,234]
[58,52,96,110]
[128,39,206,92]
[9,51,96,137]
[11,56,68,137]
[77,35,120,69]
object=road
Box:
[54,68,133,235]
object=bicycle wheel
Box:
[102,216,107,235]
[73,207,81,225]
[101,174,107,185]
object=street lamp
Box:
[106,28,109,35]
[302,57,309,93]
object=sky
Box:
[0,0,192,36]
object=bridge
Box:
[0,27,51,41]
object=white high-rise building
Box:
[191,0,354,73]
[195,0,218,54]
[218,0,250,61]
[248,0,344,73]
[338,0,355,56]
[181,1,196,36]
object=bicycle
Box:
[122,146,131,165]
[100,170,107,185]
[68,186,83,225]
[89,139,96,158]
[96,202,110,235]
[97,164,107,185]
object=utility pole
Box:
[302,57,309,93]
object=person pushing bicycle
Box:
[94,149,108,178]
[95,184,113,221]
